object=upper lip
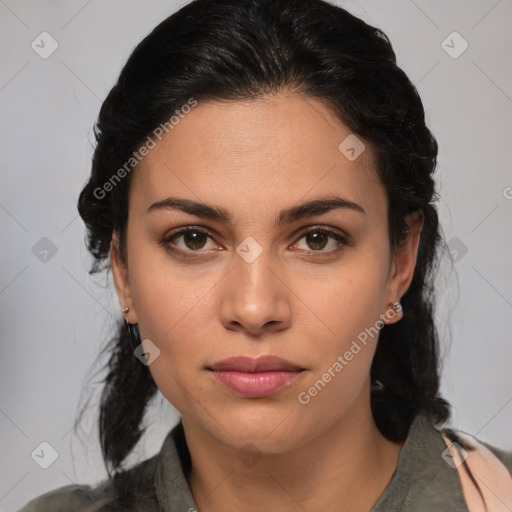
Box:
[209,356,304,372]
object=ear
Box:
[110,231,138,324]
[382,210,424,325]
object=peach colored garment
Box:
[442,433,512,511]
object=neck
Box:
[183,392,405,512]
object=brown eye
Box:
[304,231,329,251]
[181,231,208,250]
[161,227,218,257]
[294,227,348,254]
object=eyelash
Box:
[160,225,350,260]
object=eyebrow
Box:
[146,196,366,226]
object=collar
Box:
[371,413,468,511]
[154,421,197,510]
[154,414,468,511]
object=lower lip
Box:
[211,370,302,397]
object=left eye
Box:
[293,228,348,252]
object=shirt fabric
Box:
[18,413,512,511]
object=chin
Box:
[205,401,313,453]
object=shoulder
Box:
[17,454,160,512]
[443,424,512,475]
[373,414,511,511]
[18,423,191,512]
[17,484,102,512]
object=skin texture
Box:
[111,93,423,511]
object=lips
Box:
[208,356,305,397]
[210,355,303,372]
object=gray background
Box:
[1,0,511,509]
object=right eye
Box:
[160,226,221,258]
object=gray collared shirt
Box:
[18,413,512,511]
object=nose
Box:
[219,247,292,338]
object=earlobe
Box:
[382,210,424,325]
[110,232,138,324]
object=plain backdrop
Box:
[1,0,511,509]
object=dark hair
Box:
[77,0,451,480]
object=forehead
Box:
[131,94,385,218]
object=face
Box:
[111,93,422,453]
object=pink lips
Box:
[209,356,304,398]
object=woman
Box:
[19,0,512,510]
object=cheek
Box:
[132,280,212,416]
[126,224,219,341]
[126,257,221,408]
[291,256,389,402]
[299,258,389,348]
[291,270,388,415]
[130,268,218,359]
